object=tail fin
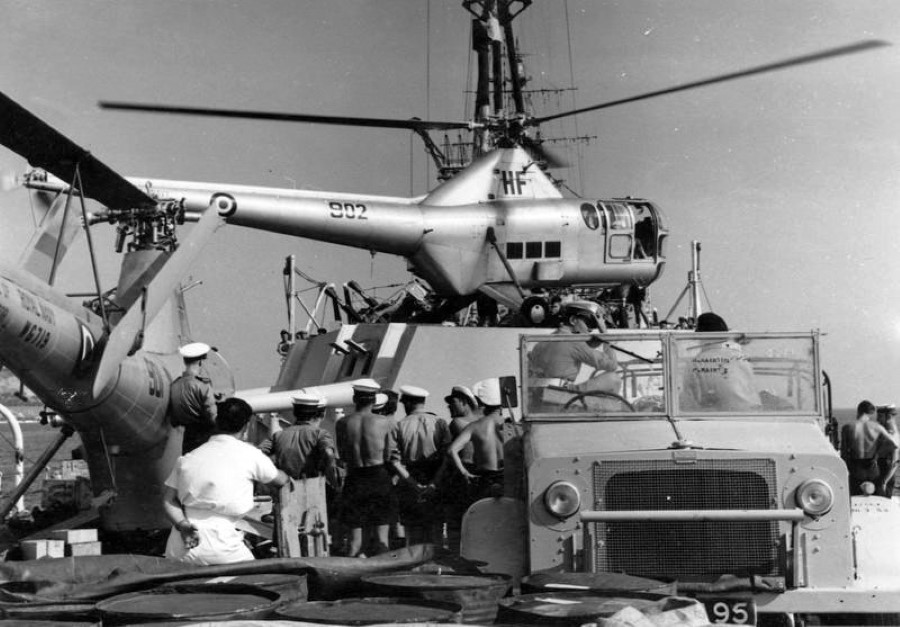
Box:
[20,189,82,284]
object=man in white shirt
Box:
[162,397,288,565]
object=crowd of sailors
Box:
[165,340,521,564]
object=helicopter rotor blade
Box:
[520,135,568,169]
[99,101,476,132]
[528,39,889,126]
[0,92,156,209]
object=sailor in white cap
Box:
[442,384,482,552]
[335,378,398,557]
[259,391,338,487]
[170,342,217,454]
[447,378,508,510]
[390,384,450,546]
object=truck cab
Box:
[473,330,900,623]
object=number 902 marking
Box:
[329,201,368,220]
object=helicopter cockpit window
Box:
[506,242,524,259]
[601,202,634,230]
[674,334,818,415]
[580,203,601,230]
[608,235,633,259]
[523,334,665,420]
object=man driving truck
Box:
[529,300,619,409]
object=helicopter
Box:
[0,0,886,537]
[27,2,886,324]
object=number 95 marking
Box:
[329,202,368,220]
[709,600,754,624]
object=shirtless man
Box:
[441,385,481,551]
[876,404,900,497]
[841,400,899,496]
[447,378,507,505]
[334,379,397,556]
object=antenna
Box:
[663,240,707,323]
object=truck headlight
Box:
[544,481,581,519]
[795,479,834,516]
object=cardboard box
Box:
[65,541,102,557]
[20,539,65,560]
[49,529,98,544]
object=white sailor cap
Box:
[472,378,502,407]
[373,393,389,410]
[179,342,210,360]
[445,385,477,407]
[399,385,429,400]
[292,392,326,408]
[352,378,381,394]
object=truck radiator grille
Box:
[591,459,779,580]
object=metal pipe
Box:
[580,508,806,523]
[0,403,25,513]
[690,240,702,319]
[0,425,74,521]
[285,255,296,343]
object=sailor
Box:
[441,385,481,552]
[447,378,507,503]
[841,400,899,496]
[334,378,397,557]
[680,313,760,412]
[389,385,450,546]
[259,392,339,488]
[875,404,900,497]
[169,342,218,454]
[162,397,288,565]
[546,295,563,328]
[528,300,619,408]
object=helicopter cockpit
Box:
[594,199,666,263]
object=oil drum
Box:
[497,590,703,626]
[362,572,510,624]
[521,571,677,596]
[194,572,308,603]
[274,596,463,624]
[94,582,281,625]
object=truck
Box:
[463,329,900,625]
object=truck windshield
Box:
[523,334,666,419]
[522,332,819,419]
[674,333,819,414]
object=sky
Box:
[0,0,899,409]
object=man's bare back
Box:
[843,420,894,461]
[449,412,505,477]
[336,410,393,469]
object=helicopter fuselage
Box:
[136,176,667,298]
